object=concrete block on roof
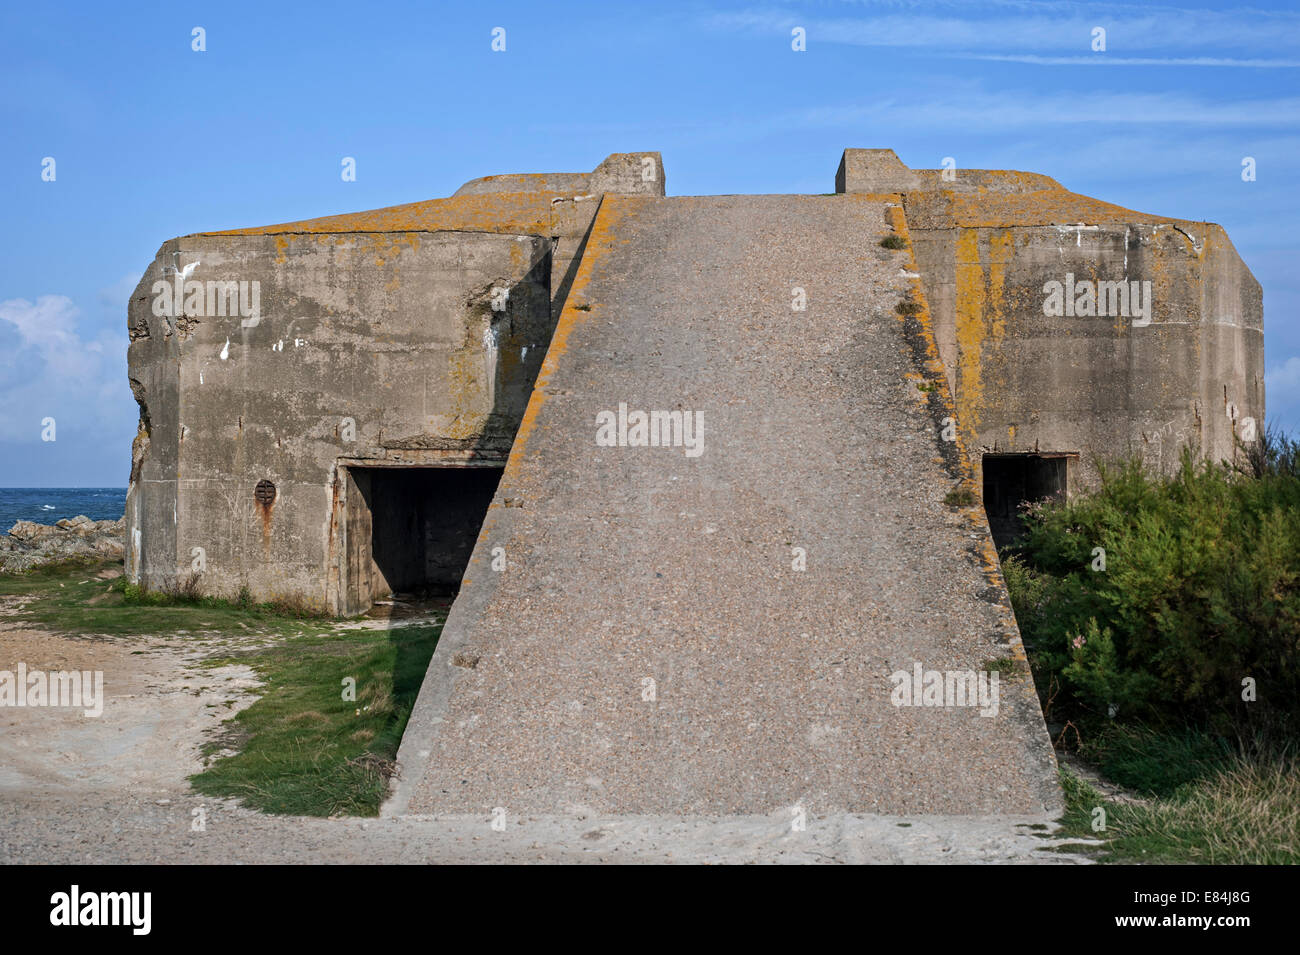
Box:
[452,153,666,198]
[836,148,921,193]
[589,151,666,196]
[453,172,592,197]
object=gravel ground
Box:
[0,791,1091,864]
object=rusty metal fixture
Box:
[254,480,277,507]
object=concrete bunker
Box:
[123,149,1262,621]
[981,452,1074,549]
[338,463,503,615]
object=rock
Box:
[0,516,125,573]
[7,520,48,542]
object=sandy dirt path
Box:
[0,609,1092,864]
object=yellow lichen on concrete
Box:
[986,229,1013,342]
[883,199,980,492]
[954,229,987,437]
[507,196,635,488]
[886,197,1023,641]
[202,192,560,239]
[951,186,1212,232]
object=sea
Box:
[0,488,128,532]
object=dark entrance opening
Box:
[982,453,1071,550]
[340,465,503,613]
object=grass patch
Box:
[894,295,923,316]
[944,487,978,507]
[1056,760,1300,864]
[982,656,1019,678]
[880,234,907,250]
[0,559,335,637]
[191,620,442,816]
[1079,724,1234,798]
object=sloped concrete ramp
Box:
[390,194,1060,817]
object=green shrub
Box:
[1005,440,1300,748]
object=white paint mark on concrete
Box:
[219,338,230,360]
[483,323,499,404]
[165,259,199,279]
[1053,222,1099,249]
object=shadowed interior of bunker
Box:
[341,465,503,610]
[981,453,1073,550]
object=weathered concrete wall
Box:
[202,190,600,322]
[125,152,668,613]
[126,147,1264,620]
[451,152,665,317]
[125,229,551,612]
[126,275,181,587]
[942,222,1261,485]
[862,153,1265,488]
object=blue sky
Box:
[2,0,1297,486]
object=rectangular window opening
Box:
[339,465,503,615]
[981,453,1073,550]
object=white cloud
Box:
[796,91,1300,129]
[1266,356,1300,396]
[1265,357,1300,431]
[0,295,132,445]
[710,2,1300,56]
[0,294,80,353]
[963,55,1300,68]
